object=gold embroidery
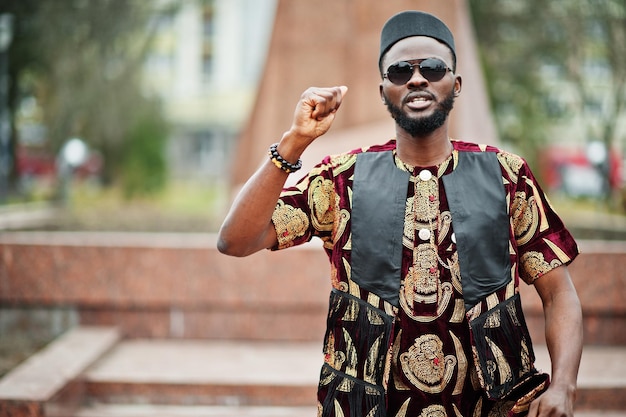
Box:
[521,338,532,372]
[449,252,462,294]
[511,191,539,246]
[343,328,358,377]
[366,405,380,417]
[544,238,571,264]
[402,163,459,322]
[419,404,447,417]
[367,293,381,312]
[400,334,457,393]
[415,176,439,222]
[486,293,500,311]
[413,244,439,300]
[342,297,359,321]
[497,151,523,185]
[394,398,411,417]
[483,305,501,328]
[348,277,361,298]
[335,209,350,246]
[524,176,549,232]
[332,153,357,176]
[341,258,351,285]
[485,336,513,387]
[309,177,335,232]
[272,200,309,247]
[520,251,554,281]
[391,329,411,391]
[324,332,346,370]
[450,299,465,323]
[451,331,467,395]
[400,282,453,323]
[439,211,452,245]
[364,333,385,385]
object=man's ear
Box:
[454,74,462,96]
[379,84,386,104]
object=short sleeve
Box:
[270,159,337,250]
[504,153,580,284]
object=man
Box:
[218,10,582,417]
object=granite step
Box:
[68,403,626,417]
[70,404,318,417]
[80,339,626,412]
[2,327,625,417]
[0,326,121,417]
[82,339,321,407]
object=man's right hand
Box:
[287,86,348,148]
[217,85,347,257]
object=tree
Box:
[0,0,179,197]
[469,0,626,205]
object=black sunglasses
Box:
[383,58,452,85]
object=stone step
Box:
[2,327,625,416]
[69,404,317,417]
[67,403,626,417]
[81,339,626,412]
[535,345,626,411]
[0,326,121,417]
[82,339,321,407]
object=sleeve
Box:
[270,157,337,250]
[505,153,580,284]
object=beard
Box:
[384,88,456,137]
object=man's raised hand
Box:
[289,86,348,144]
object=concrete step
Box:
[66,404,626,417]
[2,327,626,416]
[69,404,317,417]
[536,345,626,411]
[82,339,321,407]
[80,339,626,412]
[0,326,121,417]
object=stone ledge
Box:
[0,326,120,417]
[0,233,623,343]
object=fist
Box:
[290,86,348,142]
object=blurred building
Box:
[142,0,497,187]
[142,0,277,181]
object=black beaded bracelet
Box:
[268,143,302,173]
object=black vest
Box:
[350,150,511,310]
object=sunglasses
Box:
[383,58,452,85]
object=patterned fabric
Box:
[270,139,579,417]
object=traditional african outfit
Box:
[270,140,579,417]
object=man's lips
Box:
[404,92,435,111]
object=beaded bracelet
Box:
[268,143,302,173]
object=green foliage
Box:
[121,101,169,199]
[2,0,181,196]
[468,0,626,179]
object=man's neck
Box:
[395,129,453,167]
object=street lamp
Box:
[57,138,89,205]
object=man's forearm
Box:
[217,154,291,256]
[543,285,583,393]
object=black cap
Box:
[379,11,456,70]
